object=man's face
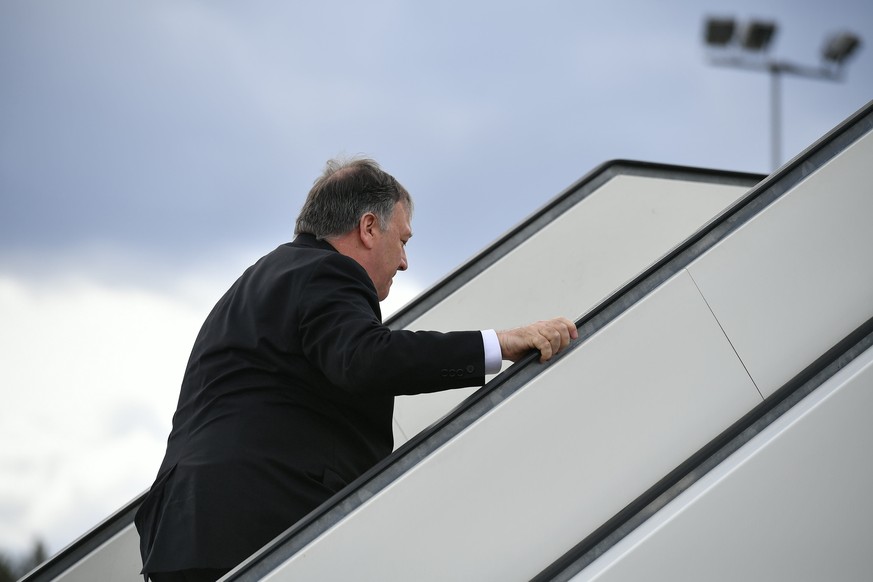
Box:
[370,202,412,301]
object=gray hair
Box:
[294,157,413,239]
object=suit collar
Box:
[291,233,338,253]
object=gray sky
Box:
[1,0,871,558]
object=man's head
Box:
[296,158,413,301]
[295,157,412,240]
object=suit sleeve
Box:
[297,253,485,396]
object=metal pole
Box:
[770,65,782,171]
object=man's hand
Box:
[497,317,578,363]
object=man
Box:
[135,158,577,581]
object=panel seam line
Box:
[686,268,764,400]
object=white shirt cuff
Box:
[481,329,502,375]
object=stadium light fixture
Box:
[705,18,735,46]
[703,17,863,171]
[822,32,861,65]
[740,21,777,51]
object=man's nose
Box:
[398,248,408,271]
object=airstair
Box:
[27,102,872,581]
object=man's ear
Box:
[358,212,379,250]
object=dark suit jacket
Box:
[134,234,485,573]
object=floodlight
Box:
[705,17,736,46]
[702,17,862,171]
[741,20,777,51]
[822,32,861,64]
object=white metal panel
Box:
[54,524,142,582]
[687,129,873,397]
[394,176,749,443]
[573,345,873,582]
[263,271,761,582]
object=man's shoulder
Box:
[269,239,357,271]
[256,238,369,286]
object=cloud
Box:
[0,274,203,553]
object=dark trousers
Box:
[146,569,231,582]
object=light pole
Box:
[703,17,861,171]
